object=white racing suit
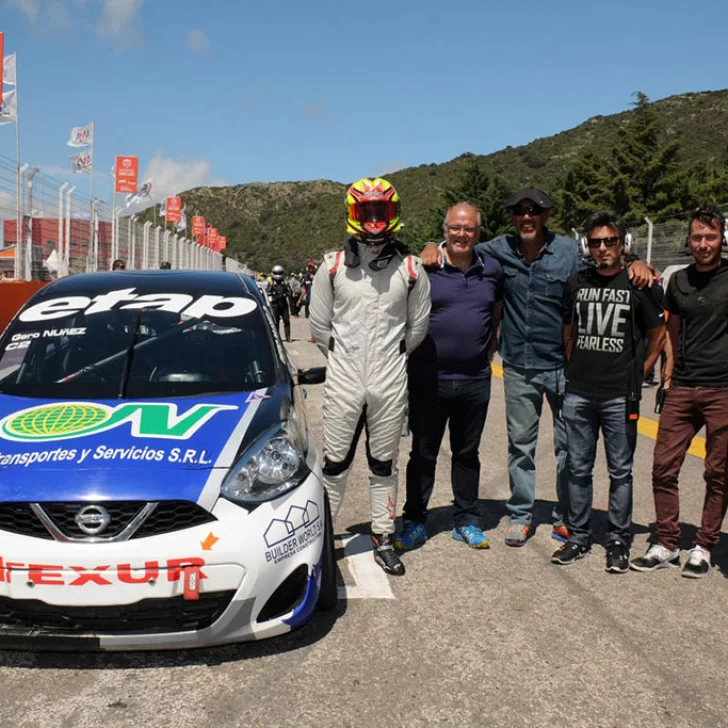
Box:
[309,239,431,535]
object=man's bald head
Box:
[444,202,482,229]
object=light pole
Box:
[91,198,100,272]
[24,167,40,281]
[155,226,162,269]
[63,185,75,274]
[14,162,28,280]
[57,182,68,275]
[644,216,654,265]
[129,215,138,269]
[143,221,152,270]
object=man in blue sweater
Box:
[396,202,503,550]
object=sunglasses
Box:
[587,236,621,249]
[512,205,544,217]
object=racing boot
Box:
[372,533,405,576]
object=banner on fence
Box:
[166,196,182,223]
[192,215,205,237]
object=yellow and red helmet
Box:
[346,177,401,244]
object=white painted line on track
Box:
[336,534,394,600]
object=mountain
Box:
[142,89,728,272]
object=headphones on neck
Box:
[684,208,728,248]
[578,231,634,260]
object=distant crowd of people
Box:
[273,176,728,580]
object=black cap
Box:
[504,188,554,210]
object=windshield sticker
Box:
[0,401,238,443]
[19,288,258,323]
[5,327,87,351]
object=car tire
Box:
[316,491,338,611]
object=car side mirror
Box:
[297,367,326,385]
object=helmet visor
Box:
[350,200,397,225]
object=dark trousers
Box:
[652,386,728,550]
[272,302,290,340]
[404,376,491,527]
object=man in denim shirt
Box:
[421,188,651,546]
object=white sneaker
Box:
[682,545,711,579]
[629,543,680,572]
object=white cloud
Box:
[6,0,40,22]
[7,0,144,45]
[96,0,144,46]
[370,160,406,177]
[142,153,226,203]
[186,28,209,53]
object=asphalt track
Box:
[1,315,726,728]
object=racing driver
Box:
[309,177,431,575]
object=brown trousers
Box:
[652,386,728,550]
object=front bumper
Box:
[0,475,327,650]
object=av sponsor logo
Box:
[263,500,323,565]
[0,401,237,442]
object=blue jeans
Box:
[563,392,637,546]
[503,364,568,526]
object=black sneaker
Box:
[372,534,405,576]
[605,542,630,574]
[551,542,590,565]
[681,546,711,579]
[629,544,680,572]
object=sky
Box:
[1,0,727,207]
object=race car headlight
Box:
[221,426,310,504]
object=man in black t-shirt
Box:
[631,205,728,579]
[552,211,665,573]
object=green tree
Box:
[684,148,728,210]
[554,147,613,233]
[603,91,687,225]
[429,158,513,242]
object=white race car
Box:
[0,270,336,650]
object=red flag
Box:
[166,197,182,223]
[192,215,205,238]
[114,156,138,194]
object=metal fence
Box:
[628,218,696,273]
[0,154,244,280]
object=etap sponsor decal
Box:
[263,500,323,565]
[18,288,258,323]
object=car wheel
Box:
[316,490,338,611]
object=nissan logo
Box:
[75,505,111,536]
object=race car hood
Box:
[0,387,289,502]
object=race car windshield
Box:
[0,303,277,399]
